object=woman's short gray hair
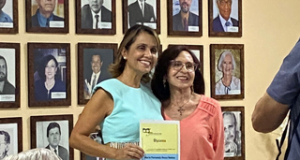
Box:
[217,50,236,71]
[4,148,62,160]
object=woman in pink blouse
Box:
[151,46,224,160]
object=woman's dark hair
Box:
[151,46,205,101]
[109,24,160,83]
[38,55,60,81]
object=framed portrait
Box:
[78,43,117,105]
[0,117,22,158]
[30,115,73,160]
[27,43,71,107]
[168,44,203,74]
[26,0,69,33]
[0,43,20,108]
[76,0,116,35]
[222,106,245,160]
[167,0,202,36]
[210,44,244,100]
[209,0,242,37]
[122,0,160,34]
[0,0,18,33]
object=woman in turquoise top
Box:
[70,25,163,160]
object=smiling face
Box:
[217,0,232,21]
[36,0,56,15]
[47,127,61,148]
[179,0,192,13]
[167,51,195,90]
[88,0,103,13]
[91,55,102,74]
[222,54,233,76]
[45,59,57,80]
[122,31,158,76]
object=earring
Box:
[123,57,127,60]
[163,79,166,88]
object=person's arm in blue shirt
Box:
[252,93,289,133]
[252,39,300,133]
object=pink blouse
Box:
[163,95,224,160]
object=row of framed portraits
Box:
[1,0,242,37]
[0,106,245,160]
[0,42,244,108]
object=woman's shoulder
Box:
[198,95,221,116]
[34,79,44,86]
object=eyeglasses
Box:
[218,0,232,6]
[170,60,197,72]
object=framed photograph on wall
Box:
[210,44,244,100]
[30,115,73,160]
[122,0,160,34]
[0,117,22,158]
[0,0,18,33]
[0,43,20,108]
[25,0,69,33]
[76,0,116,35]
[167,0,202,36]
[78,43,117,105]
[209,0,242,37]
[27,43,71,107]
[168,44,203,74]
[222,106,245,160]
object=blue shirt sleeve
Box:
[267,39,300,106]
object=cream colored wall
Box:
[1,0,300,160]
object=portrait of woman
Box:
[151,46,224,160]
[34,54,66,101]
[215,50,240,95]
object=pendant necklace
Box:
[176,95,192,116]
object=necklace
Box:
[175,94,192,116]
[45,81,55,90]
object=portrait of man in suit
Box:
[127,0,156,28]
[0,55,15,95]
[81,0,112,29]
[45,122,69,160]
[0,0,12,23]
[0,130,10,160]
[31,0,64,27]
[84,52,112,99]
[213,0,239,32]
[173,0,199,31]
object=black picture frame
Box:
[27,43,71,107]
[208,0,242,37]
[26,0,69,33]
[0,0,18,33]
[76,0,116,35]
[222,106,245,160]
[0,43,20,108]
[30,114,73,160]
[167,0,202,36]
[0,117,23,157]
[122,0,160,34]
[210,44,244,100]
[77,43,117,105]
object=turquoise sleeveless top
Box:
[92,78,163,144]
